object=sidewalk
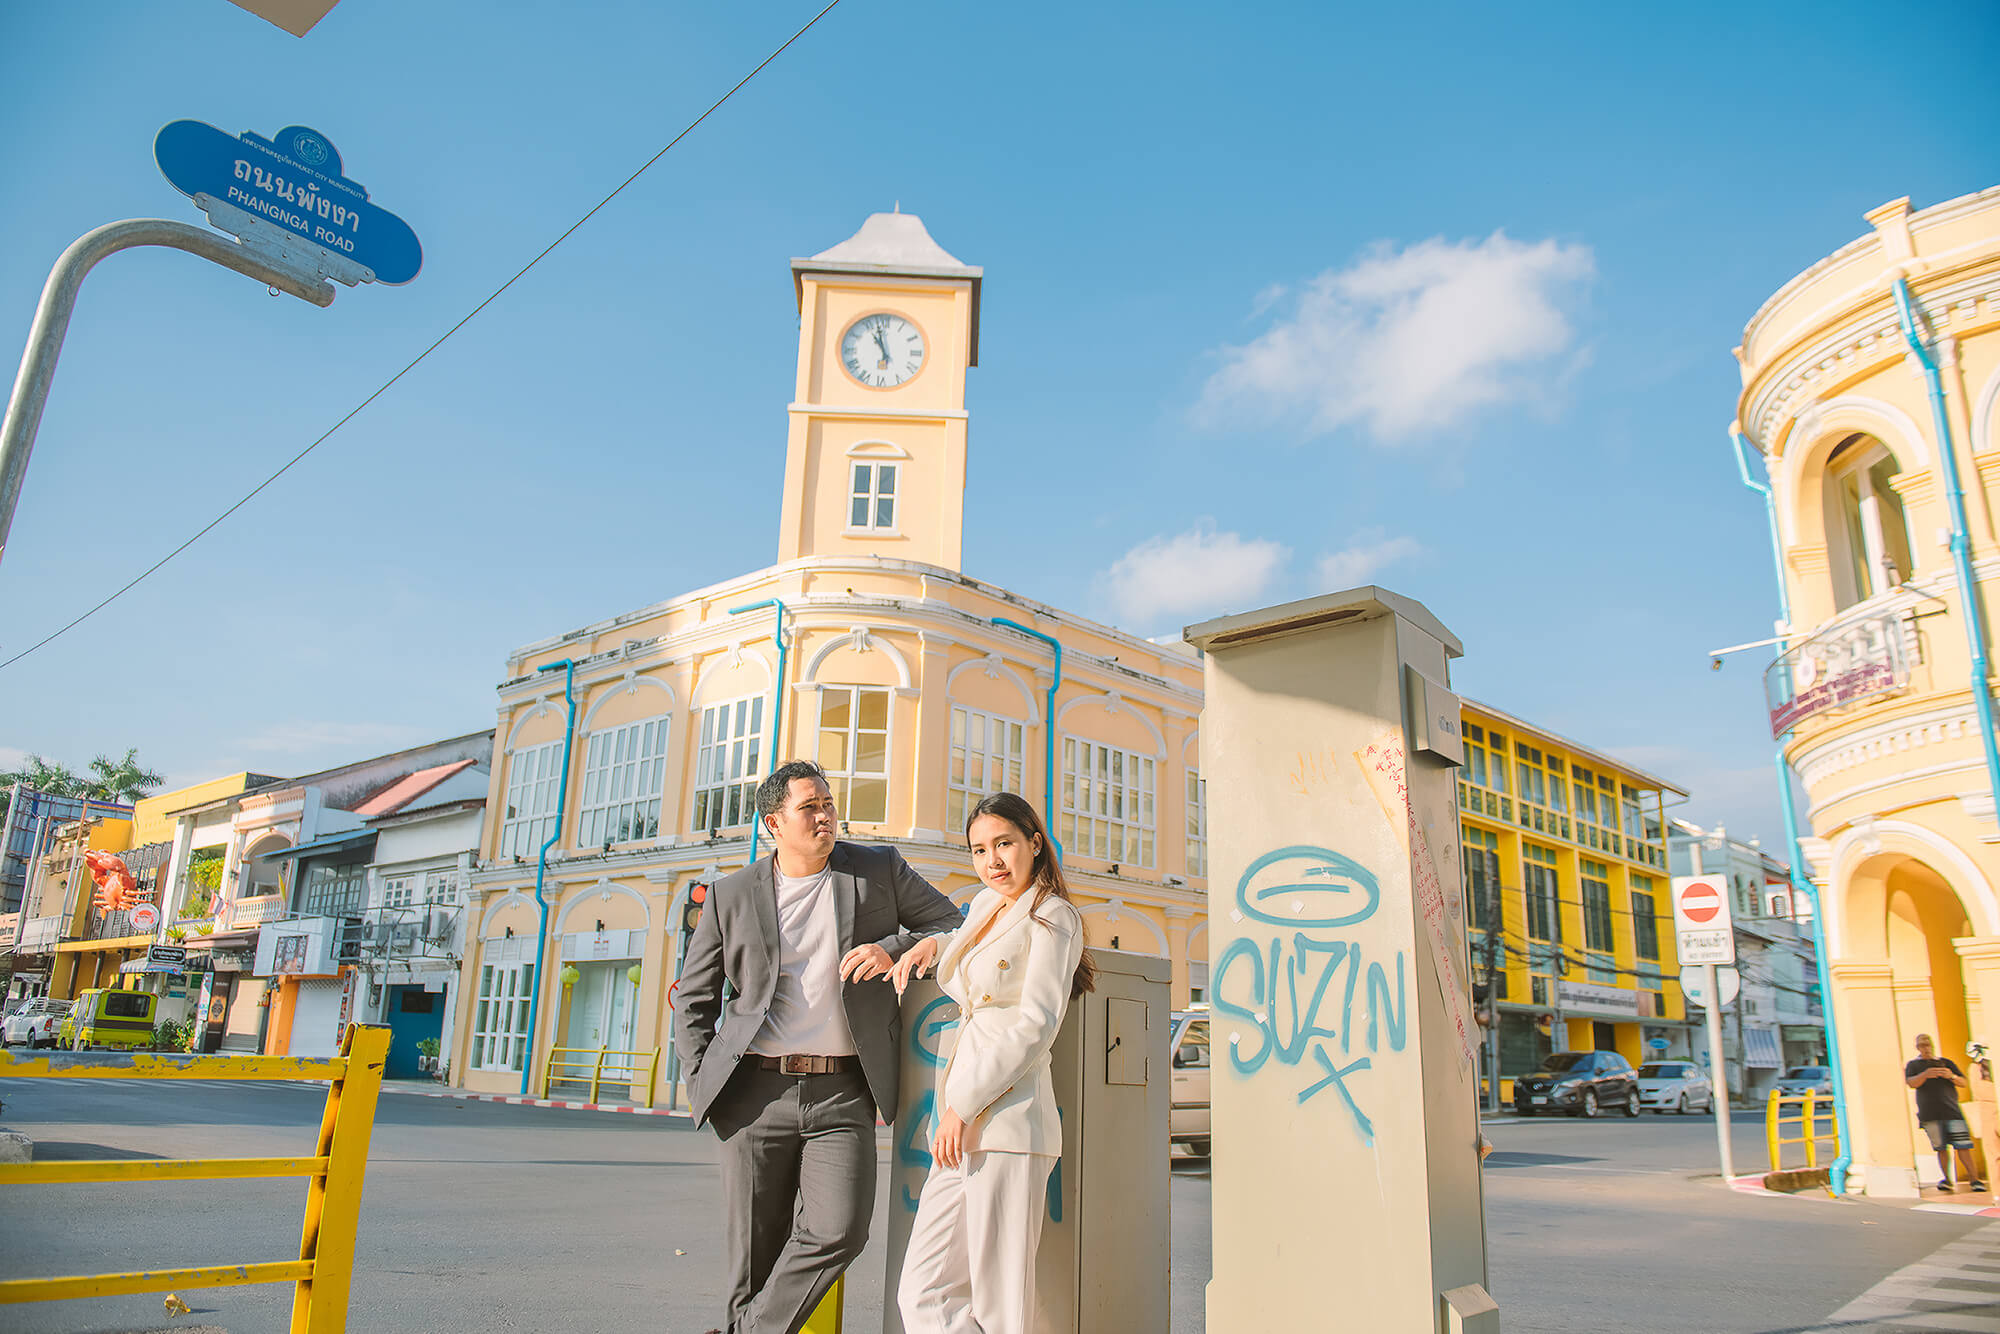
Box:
[376,1077,691,1118]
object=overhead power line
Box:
[0,0,845,675]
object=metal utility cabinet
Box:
[884,946,1171,1334]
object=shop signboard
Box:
[1554,981,1640,1018]
[1766,612,1907,737]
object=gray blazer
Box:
[673,842,962,1126]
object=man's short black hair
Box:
[757,760,829,823]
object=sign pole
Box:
[1705,962,1735,1182]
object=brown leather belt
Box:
[757,1054,856,1075]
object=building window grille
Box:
[300,863,366,918]
[818,687,891,824]
[424,869,461,905]
[499,740,562,858]
[1632,881,1660,961]
[948,706,1025,835]
[849,462,898,531]
[579,715,669,848]
[1463,827,1500,932]
[1061,738,1156,867]
[381,876,414,910]
[471,962,535,1072]
[1581,859,1615,953]
[693,696,764,832]
[1185,769,1208,879]
[1524,843,1561,943]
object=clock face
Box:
[840,313,925,388]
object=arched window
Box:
[1823,433,1913,610]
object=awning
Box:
[256,829,374,861]
[1745,1026,1784,1068]
[119,959,188,975]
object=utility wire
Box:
[0,0,845,674]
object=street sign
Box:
[130,902,160,932]
[147,942,187,966]
[1671,874,1737,965]
[154,120,422,285]
[1679,965,1740,1010]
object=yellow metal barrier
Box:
[0,1023,390,1333]
[542,1045,662,1107]
[1767,1091,1840,1171]
[803,1275,843,1334]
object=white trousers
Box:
[898,1149,1056,1334]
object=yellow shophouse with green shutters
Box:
[1456,701,1689,1095]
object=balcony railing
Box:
[228,893,290,928]
[355,904,460,961]
[1766,610,1909,738]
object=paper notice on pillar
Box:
[1356,734,1477,1071]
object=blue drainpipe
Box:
[1892,277,2000,810]
[992,617,1063,860]
[728,599,790,866]
[522,657,578,1096]
[1731,425,1852,1195]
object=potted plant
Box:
[415,1037,441,1075]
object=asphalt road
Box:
[0,1079,1983,1333]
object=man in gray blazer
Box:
[675,759,963,1334]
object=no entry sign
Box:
[1670,875,1736,965]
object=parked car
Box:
[1769,1065,1834,1101]
[1636,1060,1713,1114]
[1513,1049,1641,1117]
[2,997,72,1049]
[58,988,158,1051]
[1168,1009,1211,1157]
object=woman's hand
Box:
[889,935,941,996]
[932,1106,969,1169]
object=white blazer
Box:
[934,886,1084,1156]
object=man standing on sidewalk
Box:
[674,760,963,1334]
[1906,1033,1986,1193]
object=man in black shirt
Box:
[1905,1033,1985,1192]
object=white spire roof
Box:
[801,210,976,273]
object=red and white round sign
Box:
[131,902,160,932]
[1679,881,1722,924]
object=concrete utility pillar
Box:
[1187,588,1496,1334]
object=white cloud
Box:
[239,721,419,756]
[1199,231,1594,440]
[0,746,27,771]
[1100,522,1289,629]
[1315,532,1423,591]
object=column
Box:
[1954,937,2000,1186]
[1830,960,1920,1196]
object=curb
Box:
[1913,1202,2000,1216]
[376,1083,692,1117]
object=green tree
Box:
[0,749,164,823]
[84,749,165,803]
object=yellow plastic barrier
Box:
[804,1276,843,1333]
[0,1023,390,1333]
[542,1045,662,1107]
[1767,1090,1840,1171]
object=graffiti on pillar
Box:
[1212,845,1407,1145]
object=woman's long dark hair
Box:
[965,791,1097,997]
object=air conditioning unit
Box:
[425,907,455,944]
[368,922,396,950]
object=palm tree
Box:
[84,749,165,803]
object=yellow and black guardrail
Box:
[0,1022,389,1332]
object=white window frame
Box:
[847,461,899,533]
[1185,769,1207,878]
[424,868,461,905]
[381,875,414,910]
[693,696,764,833]
[578,714,670,849]
[948,705,1025,835]
[470,960,536,1072]
[499,740,563,859]
[817,686,892,825]
[1061,738,1157,867]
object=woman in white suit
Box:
[888,791,1095,1334]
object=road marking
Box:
[1800,1219,2000,1332]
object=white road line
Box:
[1801,1219,2000,1333]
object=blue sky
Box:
[1,1,1995,852]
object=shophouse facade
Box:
[1669,819,1828,1102]
[2,788,134,1001]
[456,210,1687,1107]
[1733,186,2000,1194]
[1456,701,1689,1101]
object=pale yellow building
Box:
[456,214,1210,1098]
[1735,186,2000,1195]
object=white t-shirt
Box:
[748,863,858,1057]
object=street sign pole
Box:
[0,218,334,568]
[1706,962,1735,1182]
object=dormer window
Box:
[850,461,898,532]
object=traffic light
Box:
[680,883,709,942]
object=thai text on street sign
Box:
[1765,612,1907,737]
[1670,874,1736,966]
[154,120,422,285]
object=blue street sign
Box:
[154,121,422,285]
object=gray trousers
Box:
[712,1064,877,1334]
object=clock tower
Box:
[781,211,981,571]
